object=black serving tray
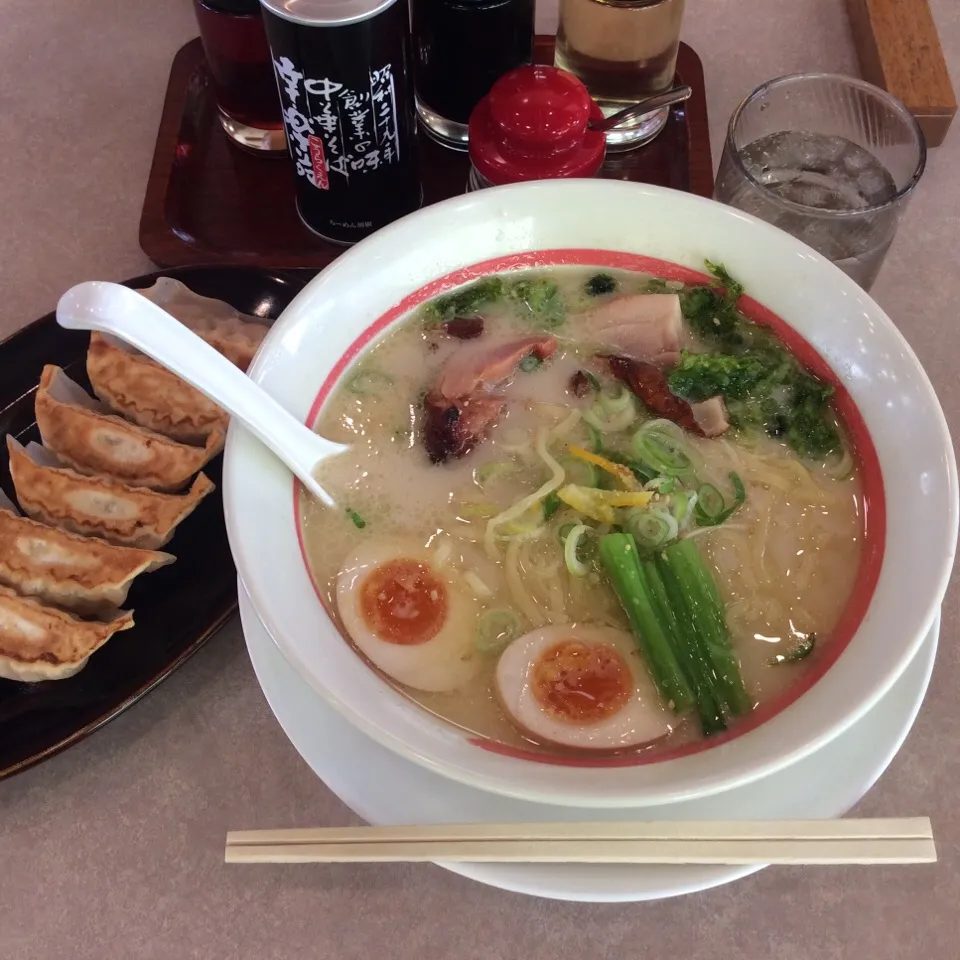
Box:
[0,265,312,779]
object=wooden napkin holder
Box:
[845,0,956,146]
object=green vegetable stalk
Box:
[598,533,694,714]
[658,539,752,717]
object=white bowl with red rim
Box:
[223,179,957,807]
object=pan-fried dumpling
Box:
[34,365,223,491]
[87,332,228,443]
[7,437,214,550]
[0,489,174,614]
[137,277,270,372]
[0,583,134,682]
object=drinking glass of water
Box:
[714,74,926,290]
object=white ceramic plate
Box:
[225,180,957,808]
[239,576,939,903]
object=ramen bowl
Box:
[223,179,956,807]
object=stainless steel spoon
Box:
[588,85,693,134]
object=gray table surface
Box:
[1,1,958,957]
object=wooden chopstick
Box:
[224,818,936,866]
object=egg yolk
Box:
[359,559,448,645]
[531,640,632,724]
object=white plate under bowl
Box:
[239,577,939,903]
[225,180,957,809]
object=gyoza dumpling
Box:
[7,437,214,550]
[34,365,223,491]
[0,583,134,682]
[0,488,174,614]
[137,277,270,371]
[87,332,229,444]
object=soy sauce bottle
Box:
[411,0,535,151]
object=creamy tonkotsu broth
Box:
[300,264,867,758]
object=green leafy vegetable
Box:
[768,634,816,665]
[784,375,841,458]
[667,351,772,403]
[511,277,566,329]
[705,259,745,302]
[346,509,366,529]
[585,273,617,296]
[679,285,743,349]
[643,277,671,294]
[667,261,842,460]
[430,277,505,321]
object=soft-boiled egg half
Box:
[337,537,481,693]
[495,624,675,751]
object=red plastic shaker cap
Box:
[468,66,606,186]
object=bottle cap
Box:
[468,66,606,186]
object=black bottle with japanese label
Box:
[260,0,422,245]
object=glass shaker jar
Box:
[411,0,536,150]
[467,66,606,190]
[555,0,686,149]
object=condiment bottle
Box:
[411,0,536,151]
[467,66,606,191]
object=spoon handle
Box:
[589,85,693,133]
[56,280,341,505]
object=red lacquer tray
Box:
[140,36,714,270]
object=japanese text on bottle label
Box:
[273,56,401,191]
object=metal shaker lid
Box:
[259,0,401,26]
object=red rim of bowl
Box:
[294,249,886,768]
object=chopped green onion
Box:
[475,460,516,486]
[558,456,600,488]
[519,352,543,373]
[823,446,854,480]
[768,634,816,665]
[346,368,394,397]
[542,492,561,520]
[583,396,637,433]
[632,427,695,476]
[625,508,678,548]
[694,472,746,526]
[669,491,695,529]
[695,483,725,520]
[644,476,676,494]
[583,370,602,393]
[476,608,523,653]
[563,523,591,577]
[585,422,603,452]
[346,508,366,529]
[460,501,498,519]
[598,383,633,415]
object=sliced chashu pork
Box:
[581,294,683,368]
[423,335,557,463]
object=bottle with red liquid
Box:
[193,0,286,153]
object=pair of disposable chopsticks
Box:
[224,818,936,866]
